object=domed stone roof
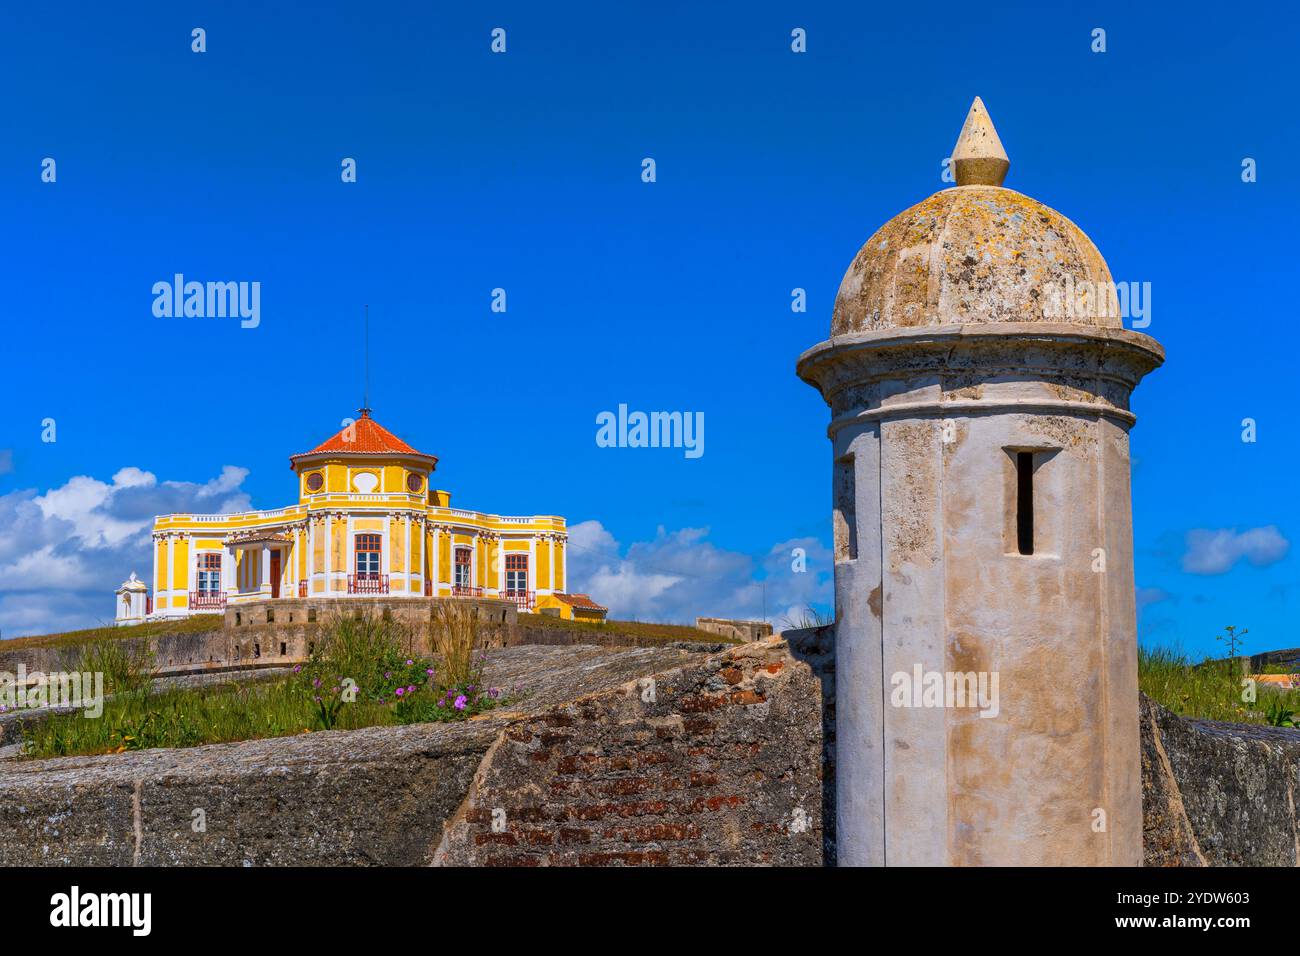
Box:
[831,98,1120,335]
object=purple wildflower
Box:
[395,687,405,697]
[454,695,468,711]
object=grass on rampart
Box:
[21,609,510,760]
[1139,644,1300,727]
[2,615,222,653]
[3,609,726,653]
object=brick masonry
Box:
[4,616,1294,866]
[435,639,824,866]
[0,639,825,866]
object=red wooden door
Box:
[270,551,281,599]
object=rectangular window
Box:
[454,547,472,588]
[196,553,222,593]
[833,455,857,562]
[1016,452,1035,556]
[505,553,528,592]
[356,533,382,577]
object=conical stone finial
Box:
[952,96,1009,187]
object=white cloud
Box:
[566,519,832,627]
[1181,526,1289,575]
[0,467,252,639]
[1135,586,1172,615]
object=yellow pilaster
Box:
[537,538,551,590]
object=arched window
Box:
[356,534,382,578]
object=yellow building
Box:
[535,592,608,622]
[142,409,584,619]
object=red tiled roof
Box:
[556,593,607,611]
[289,409,437,467]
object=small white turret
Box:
[114,572,150,627]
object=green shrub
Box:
[393,684,509,724]
[21,610,521,759]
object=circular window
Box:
[406,473,424,494]
[305,472,324,493]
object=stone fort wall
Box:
[0,598,728,685]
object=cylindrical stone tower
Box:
[797,98,1163,866]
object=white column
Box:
[152,536,161,603]
[260,543,271,595]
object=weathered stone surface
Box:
[0,644,705,866]
[12,634,1300,867]
[695,617,774,643]
[0,640,823,867]
[436,639,824,866]
[784,623,835,864]
[1140,693,1300,867]
[1244,647,1300,674]
[0,617,726,690]
[800,108,1164,861]
[830,188,1119,334]
[951,96,1010,187]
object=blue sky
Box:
[0,0,1295,655]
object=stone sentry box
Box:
[797,98,1163,866]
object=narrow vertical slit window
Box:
[1015,451,1034,555]
[834,454,858,562]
